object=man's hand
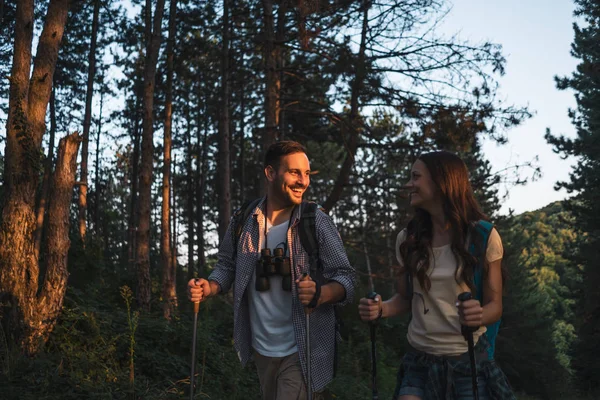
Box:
[187,278,212,303]
[296,274,317,307]
[457,298,483,327]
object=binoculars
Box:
[256,247,292,291]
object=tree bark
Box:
[0,0,70,356]
[161,0,177,320]
[186,107,194,279]
[31,133,81,352]
[195,101,208,278]
[323,2,368,212]
[93,72,105,231]
[218,0,231,240]
[276,1,287,138]
[77,0,100,243]
[128,97,141,265]
[171,154,178,281]
[136,0,166,311]
[239,82,246,201]
[34,86,57,260]
[261,0,278,151]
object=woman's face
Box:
[406,159,438,209]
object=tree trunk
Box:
[0,0,70,356]
[218,0,231,240]
[195,101,208,278]
[276,1,287,138]
[77,0,100,243]
[128,97,141,265]
[171,154,178,280]
[161,0,177,320]
[186,110,194,279]
[239,83,246,201]
[323,2,368,212]
[93,72,104,231]
[34,86,57,260]
[136,0,166,311]
[261,0,278,151]
[31,133,81,352]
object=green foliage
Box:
[497,202,579,398]
[545,0,600,390]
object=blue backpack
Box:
[405,220,500,360]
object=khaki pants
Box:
[253,351,307,400]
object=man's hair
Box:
[263,140,307,170]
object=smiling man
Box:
[188,141,356,400]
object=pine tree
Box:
[545,0,600,391]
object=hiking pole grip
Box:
[366,292,379,400]
[458,291,479,400]
[457,292,479,333]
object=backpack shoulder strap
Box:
[470,219,499,360]
[298,201,320,275]
[232,198,262,259]
[471,220,494,301]
[299,201,343,376]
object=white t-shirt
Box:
[395,227,503,356]
[248,220,297,357]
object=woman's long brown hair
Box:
[399,151,491,293]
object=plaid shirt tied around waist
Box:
[209,197,356,392]
[393,335,516,400]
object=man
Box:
[188,140,356,400]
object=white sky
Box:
[441,0,579,215]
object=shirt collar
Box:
[252,196,302,227]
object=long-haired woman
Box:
[358,151,515,400]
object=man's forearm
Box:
[318,281,346,306]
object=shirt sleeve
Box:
[485,228,503,264]
[315,210,356,306]
[395,229,408,267]
[208,216,238,293]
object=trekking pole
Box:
[190,279,201,400]
[301,273,313,400]
[458,292,479,400]
[366,292,379,400]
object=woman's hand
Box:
[358,295,382,322]
[457,298,483,327]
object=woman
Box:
[358,151,515,400]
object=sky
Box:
[440,0,580,215]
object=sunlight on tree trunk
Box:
[77,0,100,244]
[136,0,166,311]
[161,0,177,320]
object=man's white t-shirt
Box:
[248,220,297,357]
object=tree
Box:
[545,0,600,390]
[161,0,177,320]
[0,0,78,355]
[217,0,231,240]
[77,0,101,243]
[136,0,166,311]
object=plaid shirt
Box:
[209,197,356,392]
[392,335,516,400]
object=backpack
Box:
[405,220,500,360]
[231,198,342,373]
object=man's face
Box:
[266,152,311,207]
